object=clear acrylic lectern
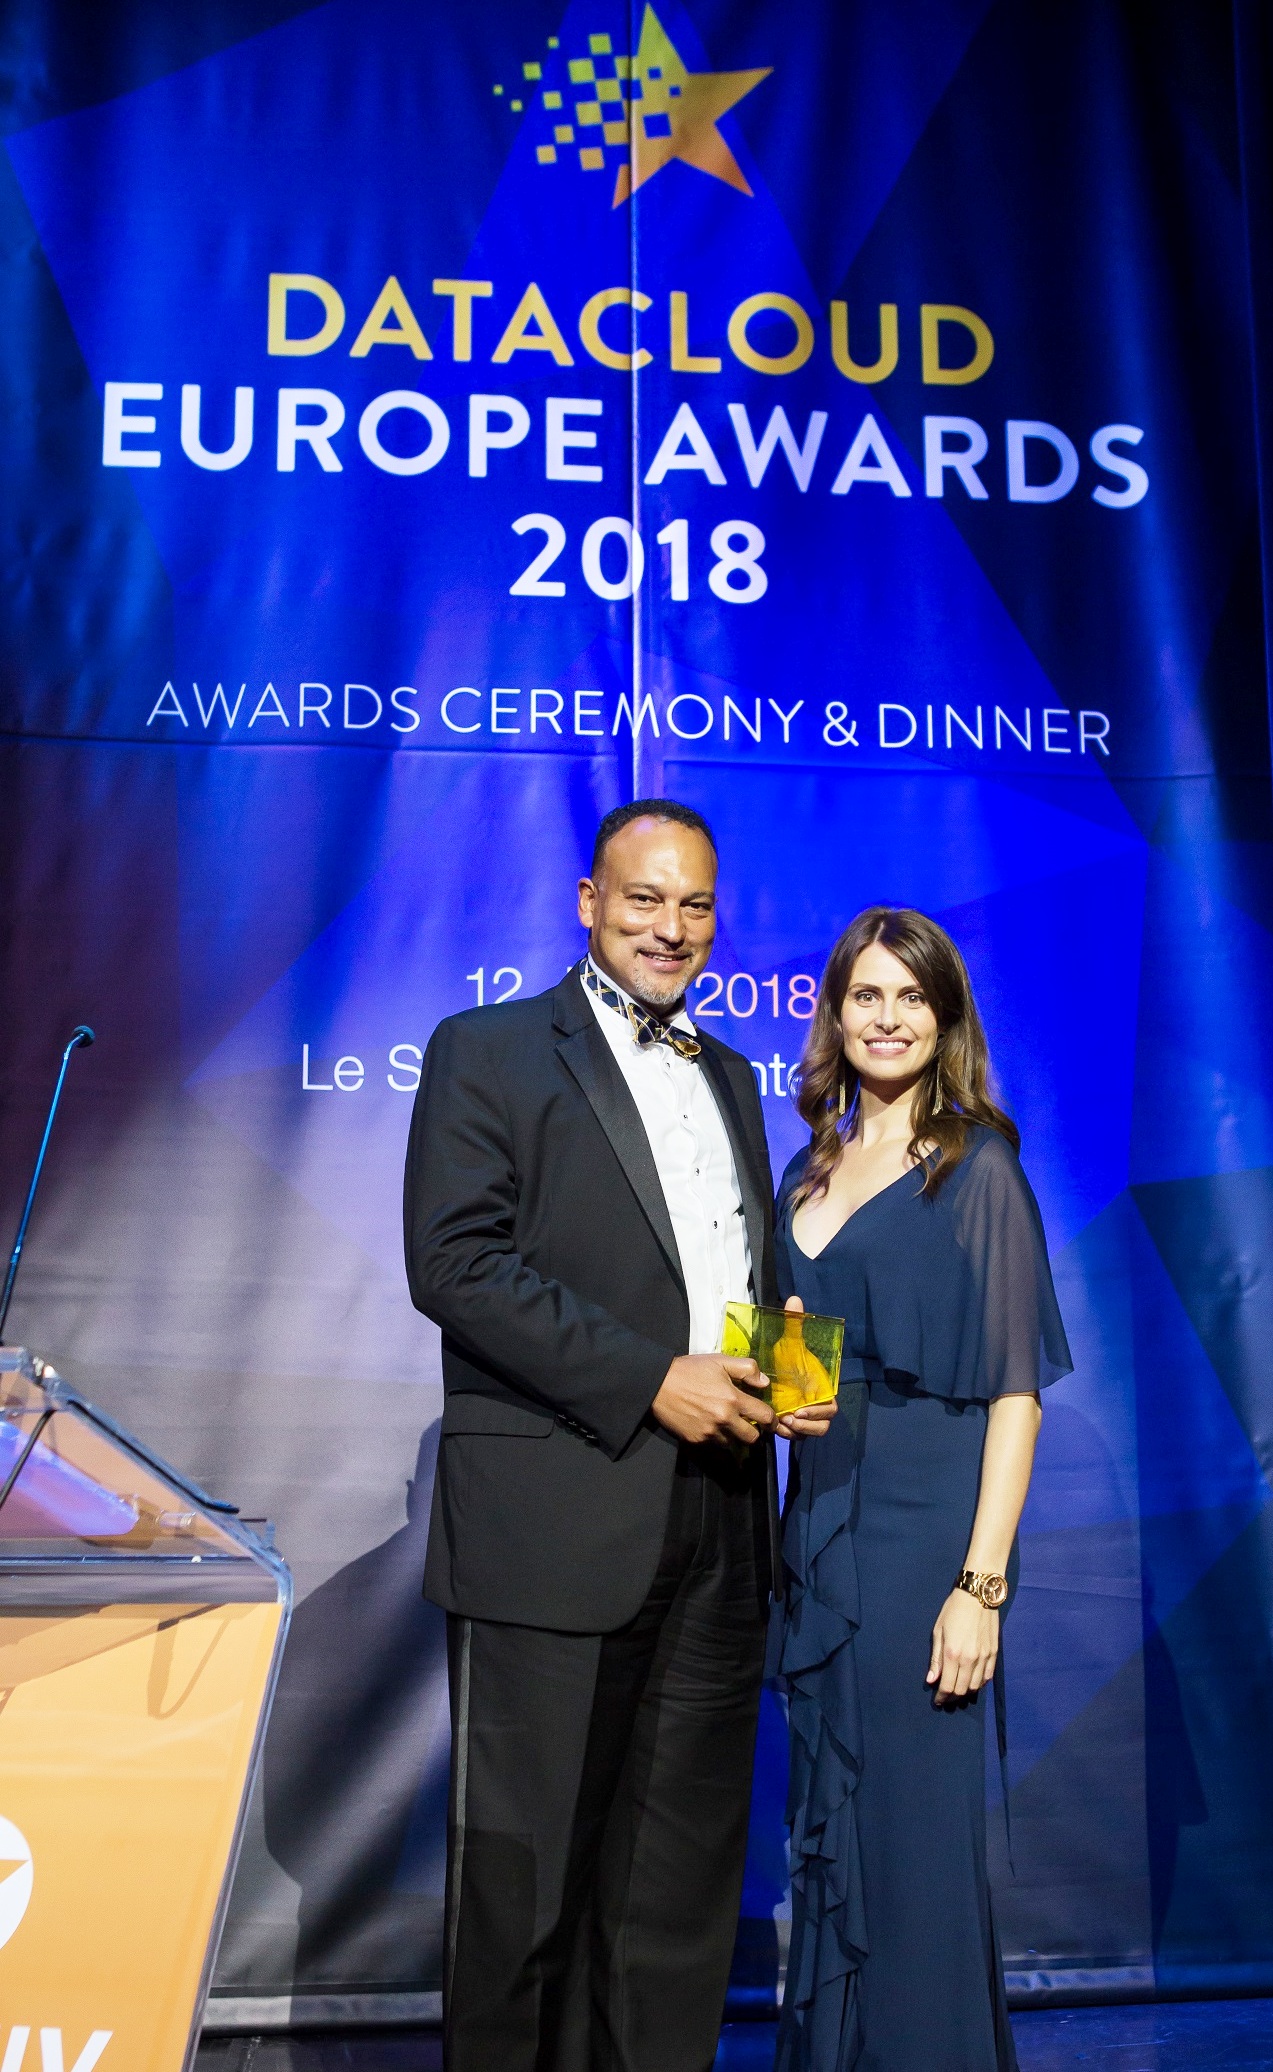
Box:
[0,1346,291,2072]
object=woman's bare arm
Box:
[927,1391,1042,1702]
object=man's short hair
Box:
[590,799,718,877]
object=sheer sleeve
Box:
[951,1133,1072,1397]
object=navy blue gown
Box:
[771,1125,1071,2072]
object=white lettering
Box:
[830,412,912,496]
[995,706,1031,750]
[1006,420,1079,503]
[1043,708,1072,752]
[644,403,726,486]
[302,1044,333,1091]
[724,696,762,742]
[39,2033,111,2072]
[581,516,643,600]
[612,691,660,737]
[343,683,382,729]
[574,689,604,737]
[509,512,567,595]
[666,694,714,740]
[299,682,332,728]
[441,686,481,732]
[390,686,420,733]
[530,688,564,734]
[103,383,161,467]
[333,1056,364,1091]
[923,416,989,499]
[248,682,289,727]
[491,688,521,733]
[277,389,345,471]
[727,405,826,491]
[767,698,804,742]
[180,386,253,470]
[546,397,603,482]
[879,702,918,747]
[388,1043,423,1093]
[146,681,188,727]
[1,2029,29,2072]
[946,704,983,749]
[1079,710,1111,754]
[1091,424,1148,508]
[192,681,245,728]
[358,391,450,475]
[469,394,530,477]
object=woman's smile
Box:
[840,943,941,1092]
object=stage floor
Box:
[197,1997,1273,2070]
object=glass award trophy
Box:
[720,1302,845,1415]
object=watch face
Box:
[981,1575,1008,1609]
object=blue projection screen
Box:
[2,0,1272,2022]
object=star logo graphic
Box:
[505,8,771,208]
[612,6,771,207]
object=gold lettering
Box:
[920,304,994,385]
[579,287,653,371]
[669,292,721,374]
[727,293,814,376]
[491,283,575,365]
[268,274,345,356]
[349,276,431,359]
[433,279,494,362]
[830,302,899,384]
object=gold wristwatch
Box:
[955,1568,1008,1609]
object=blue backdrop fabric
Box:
[2,0,1272,2021]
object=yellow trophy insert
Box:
[720,1302,845,1416]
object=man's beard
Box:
[627,965,688,1014]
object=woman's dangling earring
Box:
[932,1058,944,1116]
[838,1068,847,1120]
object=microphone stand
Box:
[0,1026,95,1344]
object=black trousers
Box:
[443,1446,770,2072]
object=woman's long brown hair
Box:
[791,907,1018,1204]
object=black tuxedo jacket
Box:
[404,963,779,1631]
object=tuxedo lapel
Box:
[554,1009,686,1291]
[550,966,770,1301]
[696,1041,769,1294]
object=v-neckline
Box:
[786,1165,919,1262]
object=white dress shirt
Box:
[584,959,753,1354]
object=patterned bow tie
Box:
[583,961,702,1060]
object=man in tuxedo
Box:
[405,800,833,2072]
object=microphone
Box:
[0,1025,97,1343]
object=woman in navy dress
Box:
[771,907,1071,2072]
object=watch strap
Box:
[955,1568,1008,1609]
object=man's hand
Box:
[652,1354,776,1447]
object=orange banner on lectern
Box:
[0,1600,283,2072]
